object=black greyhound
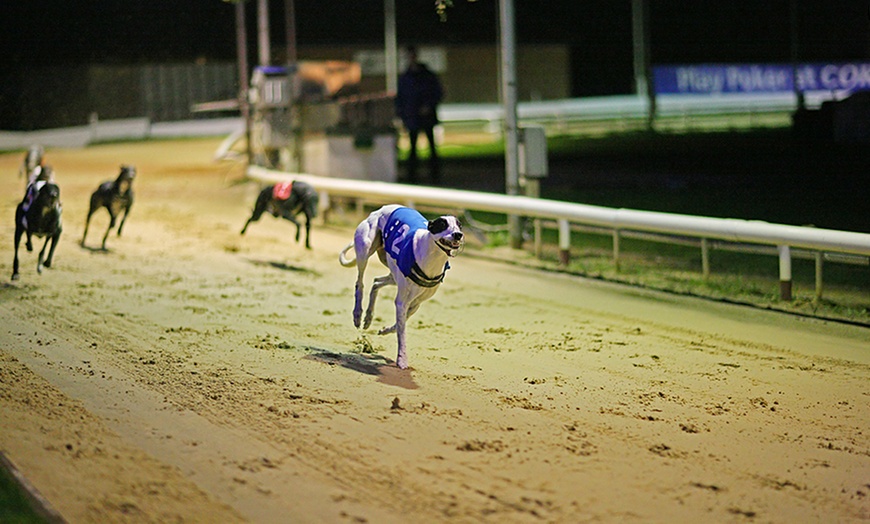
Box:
[12,181,63,280]
[240,181,319,249]
[82,165,135,250]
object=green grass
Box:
[0,466,48,524]
[430,120,870,324]
[463,217,870,325]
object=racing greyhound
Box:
[339,204,464,369]
[82,165,135,250]
[241,181,319,250]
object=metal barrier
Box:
[247,165,870,301]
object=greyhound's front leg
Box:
[285,215,302,243]
[102,212,117,250]
[37,237,51,274]
[44,229,61,269]
[393,296,410,369]
[117,205,131,237]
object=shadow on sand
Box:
[246,258,321,276]
[304,348,419,390]
[80,244,112,254]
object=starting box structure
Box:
[248,62,397,181]
[249,65,297,169]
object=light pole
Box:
[499,0,522,248]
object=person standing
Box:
[396,46,444,184]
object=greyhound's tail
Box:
[338,243,356,267]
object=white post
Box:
[523,178,542,257]
[778,245,793,301]
[558,219,570,266]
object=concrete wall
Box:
[1,45,570,132]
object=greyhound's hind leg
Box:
[304,215,312,249]
[365,274,395,330]
[351,221,379,328]
[353,260,368,328]
[11,225,23,280]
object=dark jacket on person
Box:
[396,63,443,132]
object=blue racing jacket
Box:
[383,207,447,287]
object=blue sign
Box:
[654,63,870,95]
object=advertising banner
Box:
[654,63,870,96]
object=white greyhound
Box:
[339,205,464,369]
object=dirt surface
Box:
[1,139,868,523]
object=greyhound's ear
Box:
[428,217,449,234]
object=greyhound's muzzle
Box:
[438,232,465,256]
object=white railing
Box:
[248,165,870,300]
[3,93,824,151]
[438,92,836,127]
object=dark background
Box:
[0,2,868,233]
[3,0,868,96]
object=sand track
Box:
[1,139,868,523]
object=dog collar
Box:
[409,262,446,288]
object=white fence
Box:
[0,117,243,151]
[438,92,835,128]
[1,92,821,151]
[247,165,870,301]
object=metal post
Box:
[701,238,710,278]
[284,0,296,64]
[524,178,542,257]
[257,0,271,66]
[778,245,793,301]
[318,191,330,224]
[632,0,655,130]
[613,229,621,271]
[499,0,522,249]
[284,0,302,171]
[384,0,398,94]
[814,252,824,302]
[790,0,805,110]
[235,0,252,165]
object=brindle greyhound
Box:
[82,165,135,250]
[12,181,62,280]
